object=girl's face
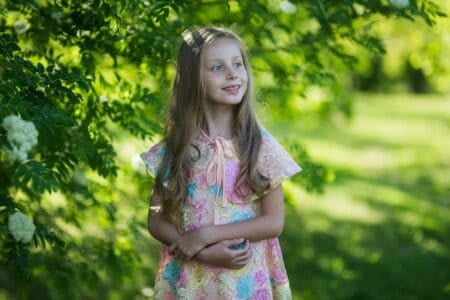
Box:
[202,38,248,107]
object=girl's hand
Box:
[196,239,251,269]
[169,226,210,261]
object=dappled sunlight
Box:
[285,182,384,225]
[276,92,450,299]
[351,179,448,224]
[351,94,450,148]
[319,142,395,171]
[349,117,449,149]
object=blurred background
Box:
[0,1,449,299]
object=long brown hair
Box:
[154,26,269,223]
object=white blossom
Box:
[2,115,38,162]
[8,211,36,243]
[99,95,109,103]
[390,0,410,9]
[131,153,144,171]
[51,12,64,21]
[279,0,297,14]
[141,287,154,297]
[14,20,30,35]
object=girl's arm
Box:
[147,193,180,246]
[148,208,181,246]
[170,185,285,261]
[147,192,251,267]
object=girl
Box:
[141,26,301,299]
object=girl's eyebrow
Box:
[207,55,243,62]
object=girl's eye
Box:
[233,62,243,68]
[211,65,222,72]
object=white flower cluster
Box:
[14,20,31,35]
[390,0,410,9]
[279,0,297,14]
[2,115,38,161]
[8,211,36,243]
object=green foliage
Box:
[350,1,450,93]
[0,0,445,299]
[13,160,60,193]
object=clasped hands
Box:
[168,225,251,269]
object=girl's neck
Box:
[204,103,235,140]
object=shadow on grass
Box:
[276,93,449,299]
[282,199,449,300]
[332,166,450,214]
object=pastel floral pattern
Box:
[209,184,223,197]
[231,210,254,223]
[237,275,254,299]
[189,263,212,290]
[256,289,272,300]
[223,159,241,201]
[217,273,234,297]
[141,128,301,299]
[254,270,268,287]
[187,181,197,199]
[190,198,208,224]
[161,259,180,291]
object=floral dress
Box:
[140,128,302,300]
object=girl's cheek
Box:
[237,68,248,76]
[208,72,223,78]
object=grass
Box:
[269,93,450,300]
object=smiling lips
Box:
[222,85,241,94]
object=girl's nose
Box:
[227,69,238,80]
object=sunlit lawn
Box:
[271,93,450,300]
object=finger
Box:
[177,248,187,261]
[186,251,194,261]
[169,243,177,253]
[232,243,250,257]
[228,259,245,269]
[178,252,186,262]
[242,239,250,250]
[232,240,249,253]
[226,238,245,247]
[235,247,252,262]
[236,249,251,261]
[242,250,251,262]
[229,263,242,269]
[231,259,247,269]
[174,249,184,261]
[234,254,251,265]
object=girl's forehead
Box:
[202,38,243,61]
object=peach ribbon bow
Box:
[204,134,234,223]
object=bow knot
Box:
[206,136,234,187]
[200,131,235,224]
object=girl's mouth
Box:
[222,85,240,93]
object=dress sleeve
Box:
[139,141,166,178]
[246,128,302,201]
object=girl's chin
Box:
[208,99,243,106]
[207,95,244,106]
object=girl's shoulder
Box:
[140,140,166,177]
[256,127,302,190]
[259,127,293,157]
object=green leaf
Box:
[13,160,60,194]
